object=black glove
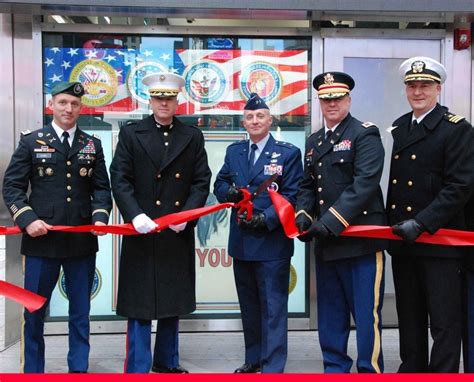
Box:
[238,212,267,232]
[295,213,312,234]
[307,221,331,238]
[392,219,424,243]
[226,185,244,203]
[295,213,313,242]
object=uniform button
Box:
[67,185,72,191]
[164,132,169,137]
[408,181,413,186]
[406,206,412,212]
[340,158,344,163]
[246,184,250,188]
[175,201,180,207]
[317,175,322,179]
[66,161,72,166]
[66,173,71,178]
[42,159,46,163]
[363,210,368,215]
[392,179,397,184]
[157,173,161,179]
[317,187,322,192]
[66,197,71,202]
[411,154,416,160]
[318,162,322,167]
[391,204,396,209]
[394,154,399,160]
[319,200,324,205]
[164,142,169,146]
[156,200,161,206]
[175,173,181,179]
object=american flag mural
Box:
[43,47,308,116]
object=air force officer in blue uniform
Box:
[214,93,303,373]
[2,82,112,373]
[295,73,386,373]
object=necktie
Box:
[410,120,418,132]
[62,131,71,154]
[248,143,258,170]
[325,130,333,142]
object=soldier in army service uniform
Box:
[295,72,386,373]
[2,82,112,373]
[110,72,211,373]
[387,57,474,372]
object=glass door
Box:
[323,37,442,326]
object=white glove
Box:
[132,213,158,234]
[169,222,187,233]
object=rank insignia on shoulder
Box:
[92,133,101,140]
[21,130,32,136]
[362,122,376,128]
[444,112,465,124]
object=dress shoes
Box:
[234,363,261,373]
[151,364,189,373]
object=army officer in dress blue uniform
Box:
[110,72,211,373]
[295,73,386,373]
[214,93,303,373]
[2,82,112,373]
[387,57,474,373]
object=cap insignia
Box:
[411,61,425,73]
[324,73,334,85]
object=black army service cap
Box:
[312,72,355,99]
[244,93,269,110]
[51,82,85,97]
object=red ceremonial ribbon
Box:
[0,280,46,313]
[268,190,474,246]
[2,193,474,310]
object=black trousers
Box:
[391,255,462,373]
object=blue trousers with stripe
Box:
[22,254,96,373]
[316,252,384,373]
[124,316,179,373]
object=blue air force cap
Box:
[51,82,85,97]
[244,93,269,110]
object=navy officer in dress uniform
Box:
[214,93,303,373]
[387,57,474,373]
[2,82,112,373]
[110,72,211,373]
[295,72,386,373]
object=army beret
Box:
[51,82,85,97]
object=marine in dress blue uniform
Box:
[295,73,386,373]
[214,93,303,373]
[387,57,474,372]
[2,82,112,373]
[110,72,211,374]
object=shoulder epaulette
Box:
[362,122,376,128]
[229,139,247,147]
[21,130,32,136]
[275,140,295,148]
[444,112,465,124]
[92,133,101,140]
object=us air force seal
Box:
[183,60,228,106]
[58,268,102,301]
[239,61,282,105]
[127,61,167,104]
[70,59,118,107]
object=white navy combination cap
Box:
[399,56,447,84]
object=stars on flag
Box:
[44,57,54,67]
[160,53,171,61]
[67,48,79,57]
[61,61,71,69]
[49,74,62,82]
